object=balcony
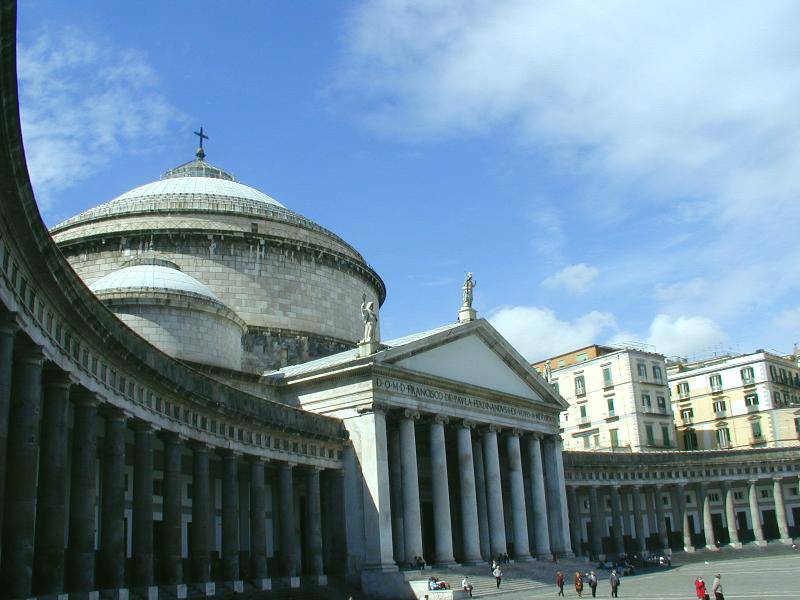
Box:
[714,410,727,419]
[578,415,591,426]
[681,415,694,425]
[746,403,760,413]
[750,434,765,445]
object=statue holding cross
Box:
[194,126,209,160]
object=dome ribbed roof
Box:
[110,176,285,208]
[90,264,220,301]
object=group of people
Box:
[426,575,449,591]
[555,570,620,598]
[695,574,725,600]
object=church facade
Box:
[0,3,797,600]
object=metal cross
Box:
[194,126,209,149]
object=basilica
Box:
[0,4,797,600]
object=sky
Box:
[16,0,800,362]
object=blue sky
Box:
[17,1,800,362]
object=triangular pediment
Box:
[380,320,566,409]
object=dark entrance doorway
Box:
[762,509,779,540]
[736,511,752,542]
[421,501,435,561]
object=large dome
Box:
[51,152,385,374]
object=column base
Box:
[751,540,767,547]
[363,561,399,573]
[434,560,460,568]
[163,584,187,599]
[287,576,301,589]
[461,559,484,566]
[705,545,720,551]
[222,580,244,593]
[306,575,328,586]
[69,592,99,600]
[729,542,743,549]
[560,550,576,559]
[252,578,272,591]
[105,590,129,600]
[778,538,794,545]
[197,582,215,597]
[514,555,535,562]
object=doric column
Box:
[609,486,625,554]
[191,442,212,582]
[456,421,481,564]
[472,433,491,560]
[543,435,572,556]
[482,426,507,557]
[161,432,183,585]
[0,313,19,555]
[279,463,297,576]
[747,479,765,546]
[631,486,646,551]
[307,468,325,576]
[588,486,604,558]
[773,477,792,543]
[505,430,531,560]
[400,410,423,563]
[221,451,241,581]
[527,434,551,559]
[388,426,405,563]
[566,485,581,556]
[654,485,669,550]
[428,415,455,565]
[67,389,99,593]
[131,421,155,587]
[98,407,128,589]
[33,369,72,595]
[723,482,741,548]
[249,458,268,582]
[0,343,43,598]
[698,484,716,550]
[673,484,694,552]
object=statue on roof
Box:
[544,359,552,383]
[360,293,379,344]
[462,272,476,308]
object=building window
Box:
[576,352,589,362]
[652,365,664,383]
[774,391,782,407]
[637,361,647,378]
[582,436,590,449]
[713,400,726,415]
[645,424,655,445]
[734,491,744,500]
[251,223,259,233]
[684,429,698,450]
[579,405,588,419]
[657,395,667,412]
[769,365,778,381]
[602,366,613,387]
[610,429,619,447]
[716,427,731,448]
[593,434,600,447]
[607,397,615,417]
[661,425,671,447]
[760,489,770,499]
[745,393,759,407]
[681,407,694,423]
[641,393,652,409]
[709,492,720,502]
[677,382,690,398]
[709,373,723,392]
[751,421,763,439]
[575,375,586,396]
[741,366,755,385]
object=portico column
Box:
[191,442,212,582]
[699,484,716,550]
[33,369,72,596]
[588,486,604,558]
[307,468,325,577]
[610,486,625,554]
[67,390,99,593]
[0,343,44,598]
[0,313,19,545]
[131,421,155,587]
[161,432,183,585]
[221,451,241,581]
[482,426,507,557]
[654,485,669,550]
[527,434,551,559]
[472,432,491,560]
[747,479,766,546]
[429,415,456,565]
[388,427,405,563]
[543,435,572,557]
[249,458,268,583]
[279,463,297,576]
[98,407,127,589]
[400,410,423,563]
[566,485,581,556]
[505,430,531,560]
[673,484,694,552]
[456,421,481,564]
[723,482,741,548]
[773,477,792,543]
[631,486,646,552]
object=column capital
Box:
[246,454,269,465]
[506,428,524,438]
[430,413,449,425]
[772,475,785,483]
[459,419,476,429]
[0,310,20,335]
[189,440,214,452]
[528,431,544,441]
[485,423,502,433]
[129,419,156,433]
[279,461,297,470]
[219,448,243,459]
[403,409,421,420]
[14,341,45,364]
[159,429,187,444]
[748,477,761,485]
[43,364,75,389]
[72,388,100,407]
[356,401,391,415]
[100,404,129,422]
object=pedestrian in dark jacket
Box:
[610,570,620,598]
[556,570,565,596]
[587,570,598,597]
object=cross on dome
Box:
[194,126,209,160]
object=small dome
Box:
[90,264,219,301]
[111,176,285,208]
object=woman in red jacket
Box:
[695,576,708,599]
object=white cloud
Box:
[654,278,708,303]
[645,314,727,358]
[18,28,182,212]
[541,263,598,295]
[489,305,616,361]
[774,307,800,332]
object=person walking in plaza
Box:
[493,564,502,588]
[695,576,708,600]
[712,574,724,600]
[574,571,584,598]
[556,570,565,596]
[587,570,598,597]
[610,569,620,598]
[461,575,473,598]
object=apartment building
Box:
[667,350,800,450]
[534,345,677,452]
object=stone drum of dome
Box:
[51,155,385,372]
